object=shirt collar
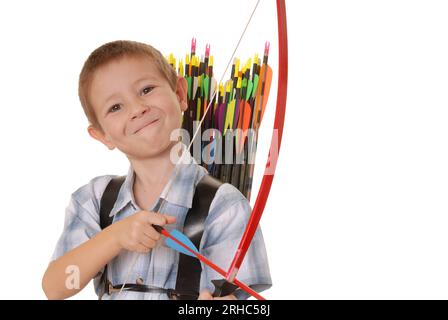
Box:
[109,144,207,217]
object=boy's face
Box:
[88,55,187,159]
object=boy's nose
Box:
[130,103,150,120]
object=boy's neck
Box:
[129,142,178,192]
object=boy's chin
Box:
[123,140,179,160]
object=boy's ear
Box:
[175,76,188,112]
[87,125,115,150]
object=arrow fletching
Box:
[165,229,199,258]
[223,99,236,135]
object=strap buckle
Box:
[167,289,199,300]
[108,282,122,294]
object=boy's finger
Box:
[146,212,168,226]
[213,294,237,300]
[143,226,161,241]
[164,215,177,224]
[140,234,156,249]
[135,243,151,254]
[198,290,213,300]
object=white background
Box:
[0,0,447,299]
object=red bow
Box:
[226,0,289,284]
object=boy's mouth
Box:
[133,118,160,134]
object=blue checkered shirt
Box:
[51,151,272,299]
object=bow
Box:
[226,0,288,283]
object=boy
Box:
[42,40,271,300]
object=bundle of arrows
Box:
[167,38,273,201]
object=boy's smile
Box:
[87,55,187,159]
[133,117,160,135]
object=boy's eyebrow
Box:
[102,75,158,108]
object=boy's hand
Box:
[111,211,176,253]
[198,290,237,300]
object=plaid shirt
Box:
[51,150,272,299]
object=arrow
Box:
[152,224,265,300]
[241,42,273,198]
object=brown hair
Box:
[78,40,177,129]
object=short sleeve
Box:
[50,181,110,296]
[51,176,111,262]
[199,183,272,299]
[51,195,102,261]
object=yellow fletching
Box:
[246,58,252,70]
[234,58,240,78]
[178,59,184,76]
[226,80,232,92]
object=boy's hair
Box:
[78,40,178,130]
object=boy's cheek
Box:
[106,118,129,137]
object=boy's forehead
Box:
[96,55,161,81]
[90,56,164,106]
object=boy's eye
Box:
[141,86,154,95]
[108,104,121,113]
